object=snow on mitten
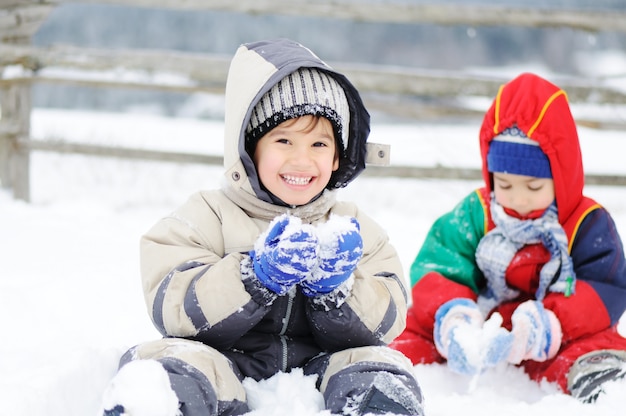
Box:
[251,214,318,295]
[435,299,514,375]
[481,312,515,369]
[507,300,562,364]
[434,298,485,375]
[300,216,363,297]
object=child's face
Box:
[492,172,555,216]
[253,115,339,206]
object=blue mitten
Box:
[301,216,363,297]
[434,298,485,375]
[507,300,562,364]
[251,214,319,296]
[434,299,514,375]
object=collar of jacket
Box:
[221,182,338,223]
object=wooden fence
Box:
[1,0,626,201]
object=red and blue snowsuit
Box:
[390,72,626,393]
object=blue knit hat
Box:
[487,126,552,178]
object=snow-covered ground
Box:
[1,107,626,415]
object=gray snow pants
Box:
[120,338,424,416]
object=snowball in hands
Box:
[301,216,363,297]
[252,214,319,295]
[435,298,514,375]
[251,214,363,297]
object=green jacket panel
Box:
[410,190,487,292]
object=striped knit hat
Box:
[245,67,350,153]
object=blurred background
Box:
[2,0,626,202]
[31,0,626,119]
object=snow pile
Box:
[1,108,626,415]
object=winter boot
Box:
[355,371,425,416]
[102,403,179,416]
[357,385,424,415]
[567,349,626,403]
[102,404,125,416]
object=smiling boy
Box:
[100,39,424,416]
[252,116,339,206]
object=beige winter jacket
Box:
[139,39,408,380]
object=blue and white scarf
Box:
[475,196,575,313]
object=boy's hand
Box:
[251,215,318,295]
[435,298,513,375]
[507,300,562,364]
[301,216,363,297]
[435,298,484,375]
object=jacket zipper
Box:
[279,290,295,372]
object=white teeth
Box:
[282,175,312,185]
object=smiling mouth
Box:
[282,175,313,185]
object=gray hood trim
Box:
[221,38,370,209]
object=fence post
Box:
[0,3,55,201]
[0,80,32,201]
[0,87,9,190]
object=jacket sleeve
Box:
[544,208,626,339]
[140,192,271,349]
[410,190,487,291]
[398,191,488,350]
[305,205,408,351]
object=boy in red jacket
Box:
[391,72,626,403]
